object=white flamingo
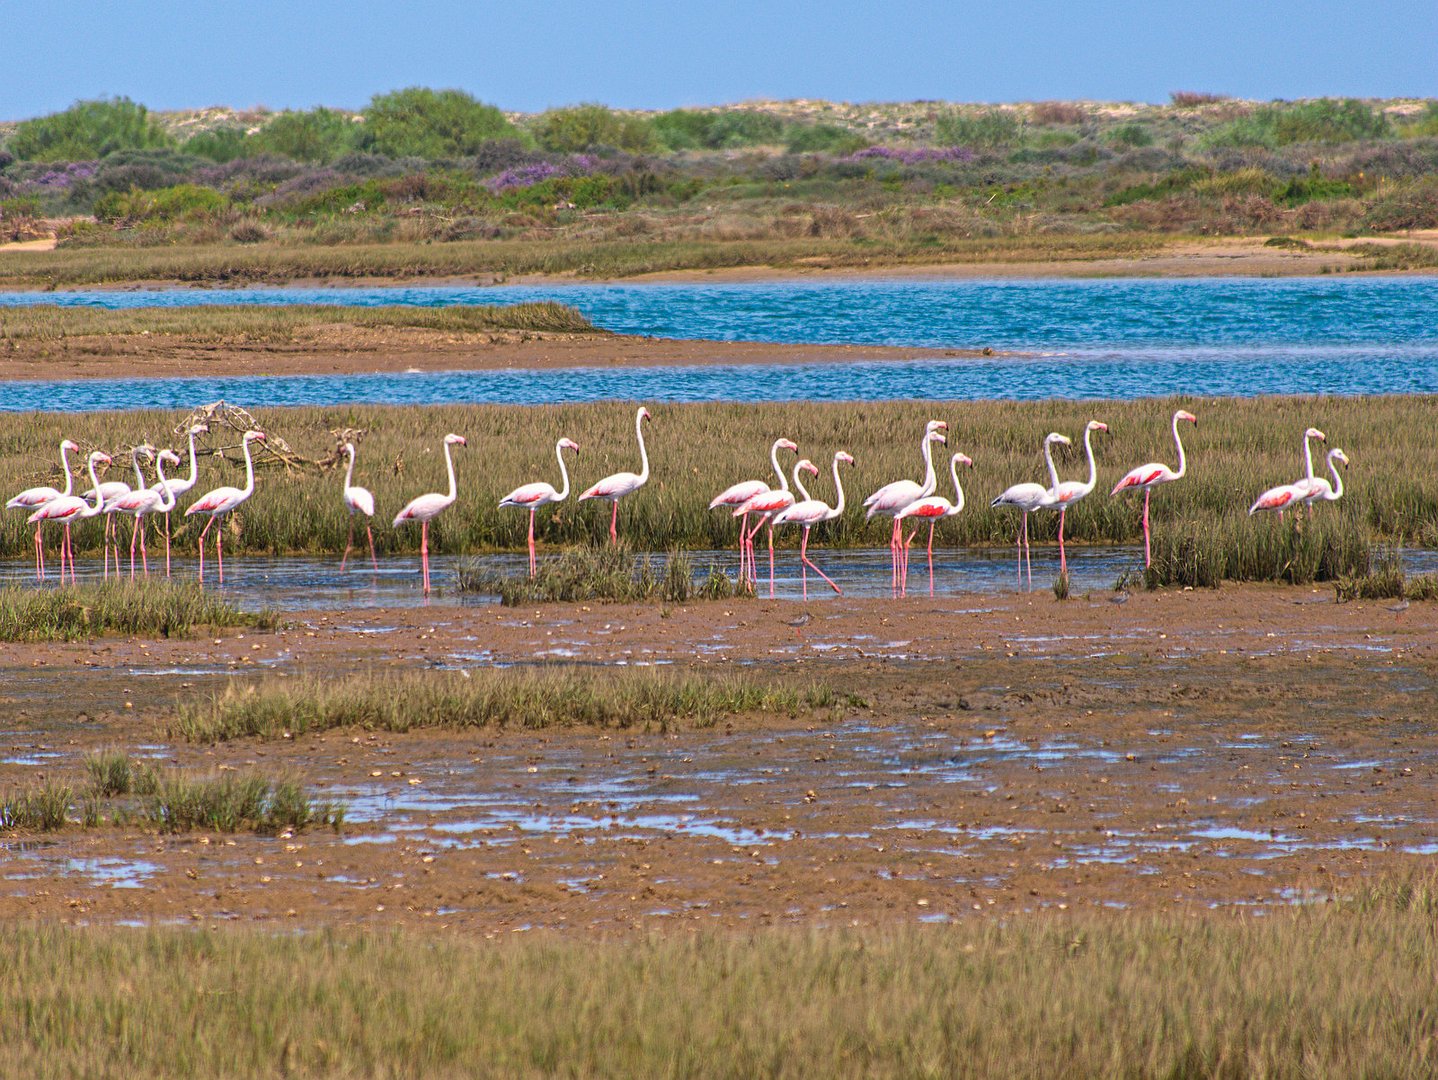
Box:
[186,430,266,585]
[733,453,811,598]
[579,406,651,545]
[1299,448,1349,508]
[709,437,798,587]
[499,437,580,577]
[151,422,208,576]
[895,451,973,597]
[94,444,152,581]
[7,437,79,581]
[340,441,379,572]
[992,432,1069,590]
[773,451,853,600]
[1045,420,1108,576]
[104,449,179,579]
[1250,428,1328,519]
[392,433,466,596]
[864,420,947,595]
[1111,409,1197,568]
[27,451,110,585]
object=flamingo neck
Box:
[442,440,458,505]
[827,455,848,519]
[918,432,939,497]
[239,437,258,500]
[184,430,201,489]
[553,441,571,501]
[1081,426,1099,494]
[1302,432,1318,484]
[792,461,813,503]
[1043,439,1062,491]
[1328,453,1344,500]
[84,457,105,512]
[154,456,176,513]
[771,439,790,491]
[633,411,650,484]
[949,455,966,515]
[1171,411,1189,480]
[58,441,75,497]
[131,447,149,489]
[343,445,356,491]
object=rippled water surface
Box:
[2,278,1436,409]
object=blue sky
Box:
[3,0,1435,119]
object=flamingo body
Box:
[340,441,379,572]
[895,452,973,596]
[578,406,651,545]
[186,430,266,585]
[865,421,947,595]
[27,451,109,583]
[499,437,578,577]
[772,451,854,600]
[393,433,465,595]
[1111,409,1197,568]
[1249,484,1304,515]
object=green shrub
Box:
[249,108,357,164]
[183,127,252,163]
[650,109,783,150]
[532,104,654,153]
[8,97,172,162]
[93,183,229,223]
[1106,124,1153,148]
[785,124,868,154]
[358,87,521,158]
[1191,168,1280,198]
[1204,99,1391,148]
[935,109,1020,148]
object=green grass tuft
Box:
[0,782,74,831]
[144,771,344,834]
[0,581,273,642]
[459,545,749,605]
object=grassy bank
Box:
[174,668,843,743]
[458,545,747,604]
[0,300,600,342]
[2,886,1436,1077]
[0,581,273,641]
[0,397,1433,586]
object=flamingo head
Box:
[1046,432,1072,446]
[90,452,112,467]
[342,441,356,456]
[61,439,80,453]
[954,453,974,468]
[1332,449,1349,467]
[158,450,181,468]
[796,458,820,477]
[928,429,947,446]
[835,451,854,466]
[638,407,651,422]
[1305,427,1326,441]
[559,438,580,454]
[190,423,210,436]
[1177,410,1197,425]
[925,420,948,435]
[444,433,466,447]
[244,430,266,443]
[135,443,157,458]
[1088,421,1108,433]
[776,438,798,453]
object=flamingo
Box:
[992,432,1069,590]
[864,420,948,596]
[104,450,179,579]
[1111,409,1197,568]
[1250,428,1329,519]
[579,406,651,545]
[391,433,466,596]
[340,441,380,573]
[709,438,798,587]
[186,430,266,585]
[895,451,973,597]
[92,444,152,581]
[1045,420,1108,576]
[7,438,79,581]
[151,423,209,576]
[499,437,580,577]
[772,451,854,600]
[1299,448,1349,508]
[27,451,110,584]
[734,455,814,598]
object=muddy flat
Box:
[1,585,1433,932]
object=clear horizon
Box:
[3,0,1435,122]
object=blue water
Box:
[3,277,1437,410]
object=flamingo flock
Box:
[4,403,1353,599]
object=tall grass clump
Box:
[459,545,747,605]
[145,771,343,834]
[0,782,74,832]
[174,669,842,743]
[83,750,158,798]
[0,582,273,642]
[1146,514,1373,588]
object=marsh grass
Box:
[0,301,600,342]
[1145,513,1374,588]
[174,668,843,743]
[83,749,157,798]
[0,581,274,642]
[0,397,1434,588]
[1334,552,1438,602]
[0,781,73,831]
[145,771,343,834]
[2,886,1438,1077]
[459,544,748,604]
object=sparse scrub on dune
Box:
[174,668,843,743]
[2,882,1438,1076]
[0,582,273,642]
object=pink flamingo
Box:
[499,437,580,577]
[772,451,853,600]
[85,443,148,580]
[1250,427,1328,519]
[151,422,208,576]
[895,451,973,597]
[104,449,179,579]
[391,433,466,596]
[1291,427,1328,517]
[1044,420,1108,576]
[864,420,947,596]
[7,438,79,581]
[579,406,651,545]
[27,451,110,584]
[992,432,1068,590]
[709,437,798,587]
[1299,448,1349,508]
[733,455,813,598]
[1111,409,1197,567]
[186,429,266,585]
[340,441,379,572]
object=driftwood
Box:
[174,401,311,472]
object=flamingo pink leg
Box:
[140,520,149,578]
[366,525,378,571]
[420,520,431,596]
[163,514,171,578]
[925,523,937,597]
[197,517,214,584]
[609,501,619,545]
[1142,489,1152,569]
[129,517,140,580]
[800,526,841,598]
[216,521,225,584]
[1022,512,1033,590]
[1058,508,1067,576]
[34,524,44,582]
[527,508,538,577]
[341,521,354,571]
[767,523,777,598]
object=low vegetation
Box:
[458,545,747,604]
[0,581,274,642]
[2,92,1436,282]
[1,879,1437,1076]
[174,668,844,743]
